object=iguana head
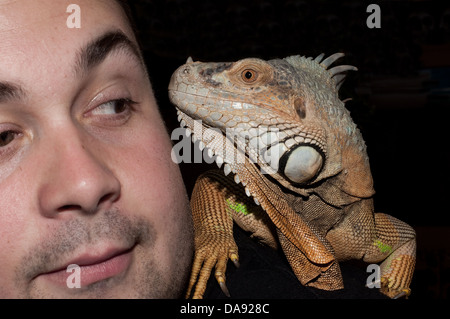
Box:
[169,54,373,198]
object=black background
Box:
[127,0,450,299]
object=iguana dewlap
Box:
[168,53,416,299]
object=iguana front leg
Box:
[368,213,416,298]
[327,200,416,298]
[187,170,277,298]
[187,171,238,299]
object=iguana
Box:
[168,53,416,299]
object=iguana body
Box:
[168,53,416,298]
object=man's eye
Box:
[92,98,135,116]
[0,131,20,147]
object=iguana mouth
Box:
[169,90,265,112]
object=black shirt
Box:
[203,225,388,299]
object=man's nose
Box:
[38,129,121,217]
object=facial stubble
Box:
[13,206,193,298]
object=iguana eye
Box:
[241,69,258,83]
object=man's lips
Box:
[36,246,134,288]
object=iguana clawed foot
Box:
[186,231,239,299]
[380,277,411,299]
[379,272,413,299]
[377,249,415,299]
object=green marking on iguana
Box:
[226,198,251,216]
[373,239,392,254]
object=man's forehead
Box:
[0,0,137,89]
[0,1,70,30]
[0,0,129,34]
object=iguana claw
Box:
[230,253,240,268]
[393,289,410,299]
[215,253,239,297]
[217,275,231,297]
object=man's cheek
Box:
[115,146,173,205]
[0,190,33,261]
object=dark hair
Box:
[114,1,144,54]
[115,0,137,31]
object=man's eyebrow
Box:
[0,82,27,103]
[75,30,144,76]
[0,31,142,104]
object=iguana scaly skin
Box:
[168,53,416,299]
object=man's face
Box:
[0,0,193,298]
